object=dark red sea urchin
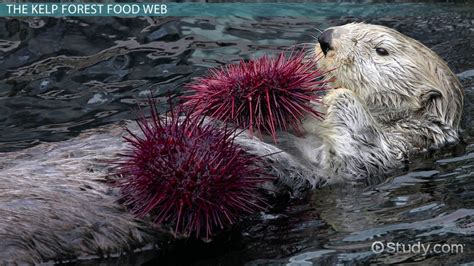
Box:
[183,51,328,141]
[117,100,268,239]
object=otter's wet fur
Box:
[237,23,463,186]
[0,123,159,264]
[0,23,464,263]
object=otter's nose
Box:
[318,29,334,56]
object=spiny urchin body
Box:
[117,101,269,239]
[183,51,329,141]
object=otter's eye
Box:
[376,47,389,56]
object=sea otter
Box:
[0,23,464,263]
[236,22,464,187]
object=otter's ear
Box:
[421,88,442,105]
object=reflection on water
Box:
[0,15,321,152]
[0,2,473,265]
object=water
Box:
[0,2,473,265]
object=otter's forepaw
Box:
[322,88,374,132]
[323,88,356,106]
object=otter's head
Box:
[315,23,463,129]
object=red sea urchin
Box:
[183,51,328,141]
[117,100,269,239]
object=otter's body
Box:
[0,23,464,263]
[0,123,157,263]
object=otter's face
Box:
[315,23,463,128]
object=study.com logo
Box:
[371,241,465,256]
